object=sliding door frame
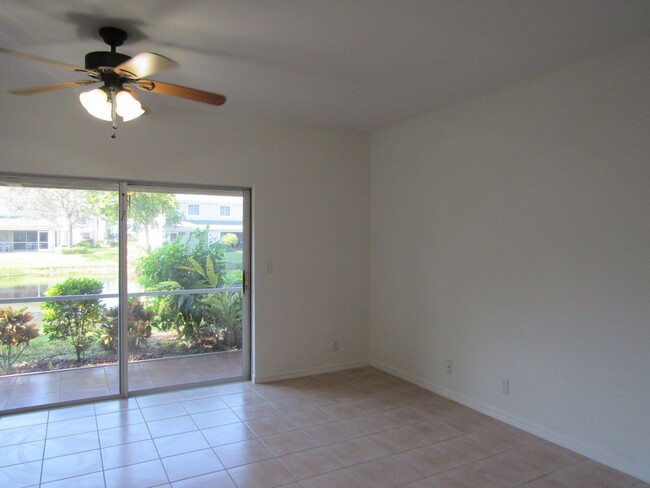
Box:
[242,188,252,381]
[0,173,252,412]
[119,181,129,397]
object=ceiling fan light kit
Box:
[1,26,226,139]
[79,87,144,123]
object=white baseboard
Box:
[253,359,369,384]
[369,359,650,483]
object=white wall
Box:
[0,95,370,381]
[369,39,650,481]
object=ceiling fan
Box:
[0,27,226,138]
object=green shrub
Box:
[61,247,89,255]
[77,239,95,248]
[138,230,226,290]
[224,269,243,286]
[42,277,106,362]
[199,290,242,348]
[137,230,227,337]
[144,256,242,349]
[184,259,242,347]
[101,299,154,352]
[221,233,239,247]
[0,307,39,371]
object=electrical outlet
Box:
[502,378,510,395]
[446,360,452,374]
[332,340,339,352]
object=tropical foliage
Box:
[0,307,39,371]
[140,243,242,350]
[101,299,154,352]
[42,277,107,362]
[138,230,226,290]
[179,256,243,348]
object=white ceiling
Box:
[1,0,649,131]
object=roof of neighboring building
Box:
[0,215,58,231]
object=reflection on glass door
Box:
[126,188,247,393]
[0,181,119,413]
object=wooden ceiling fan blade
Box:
[0,47,87,73]
[136,80,226,106]
[9,79,98,95]
[114,52,178,80]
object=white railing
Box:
[0,286,243,305]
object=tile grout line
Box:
[93,411,108,488]
[0,369,643,487]
[191,394,229,471]
[135,397,171,487]
[37,410,50,487]
[35,398,577,488]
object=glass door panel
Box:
[0,181,119,413]
[126,188,247,393]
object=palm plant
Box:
[146,256,242,349]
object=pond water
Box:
[0,276,137,300]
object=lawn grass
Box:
[0,247,119,277]
[15,333,77,363]
[224,249,243,270]
[80,247,119,262]
[1,248,239,276]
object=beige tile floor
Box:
[0,351,243,413]
[0,367,646,488]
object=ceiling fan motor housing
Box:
[85,51,131,71]
[85,27,131,71]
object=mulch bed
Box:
[5,332,234,375]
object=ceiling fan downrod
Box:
[85,27,131,72]
[99,27,127,53]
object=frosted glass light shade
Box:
[115,90,144,121]
[79,88,112,121]
[79,88,144,122]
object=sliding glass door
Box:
[126,186,249,394]
[0,177,250,413]
[0,179,120,411]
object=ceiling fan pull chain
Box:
[110,89,118,139]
